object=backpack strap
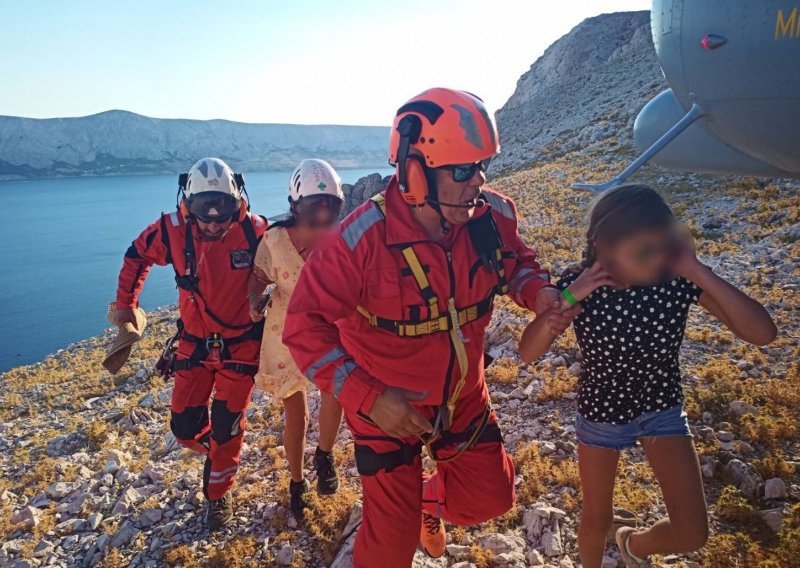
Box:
[239,214,262,258]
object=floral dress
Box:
[253,226,310,399]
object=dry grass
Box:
[513,442,580,507]
[537,367,578,401]
[485,357,521,385]
[164,545,200,568]
[469,544,495,568]
[303,484,361,564]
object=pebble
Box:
[446,544,471,561]
[528,549,545,565]
[11,506,40,528]
[45,481,75,500]
[87,512,103,530]
[110,522,140,548]
[729,400,757,417]
[724,459,761,498]
[103,459,120,475]
[764,478,787,499]
[761,509,784,532]
[716,430,735,443]
[276,543,295,565]
[601,556,617,568]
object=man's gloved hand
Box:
[369,387,433,439]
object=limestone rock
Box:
[764,478,787,500]
[724,459,762,498]
[446,544,471,561]
[11,506,40,528]
[276,544,294,566]
[729,400,757,417]
[478,532,525,555]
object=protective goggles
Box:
[439,158,492,183]
[188,193,239,224]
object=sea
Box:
[0,168,393,371]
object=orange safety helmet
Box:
[389,88,500,206]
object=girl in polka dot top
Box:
[518,185,776,568]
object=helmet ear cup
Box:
[398,154,429,206]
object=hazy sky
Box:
[1,0,650,125]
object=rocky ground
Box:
[0,151,797,568]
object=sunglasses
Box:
[194,212,234,224]
[439,158,491,183]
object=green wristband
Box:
[561,288,578,306]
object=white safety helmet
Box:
[288,159,344,203]
[186,157,240,199]
[185,158,242,220]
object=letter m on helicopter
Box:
[775,6,800,39]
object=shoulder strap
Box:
[370,193,387,216]
[369,194,438,319]
[240,214,259,258]
[467,206,509,296]
[159,213,174,267]
[400,247,439,319]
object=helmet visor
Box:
[188,192,239,223]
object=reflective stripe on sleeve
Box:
[484,192,514,220]
[305,346,346,383]
[333,359,357,397]
[341,206,384,251]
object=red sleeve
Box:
[283,233,385,415]
[116,216,171,309]
[502,198,551,311]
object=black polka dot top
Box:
[557,270,702,424]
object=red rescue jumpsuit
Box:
[116,210,266,500]
[283,179,551,567]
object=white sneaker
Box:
[615,526,651,567]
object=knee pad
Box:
[210,399,244,445]
[170,406,209,441]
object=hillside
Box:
[493,11,663,174]
[0,111,389,180]
[0,155,797,568]
[1,9,799,568]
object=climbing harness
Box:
[355,194,509,463]
[155,211,264,378]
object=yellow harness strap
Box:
[359,193,492,463]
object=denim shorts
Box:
[575,404,691,450]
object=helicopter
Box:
[574,0,800,192]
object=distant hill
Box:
[0,110,390,180]
[494,10,665,173]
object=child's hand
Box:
[546,303,583,336]
[672,226,702,279]
[568,261,619,302]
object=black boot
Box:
[289,479,310,520]
[205,493,233,531]
[314,447,339,495]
